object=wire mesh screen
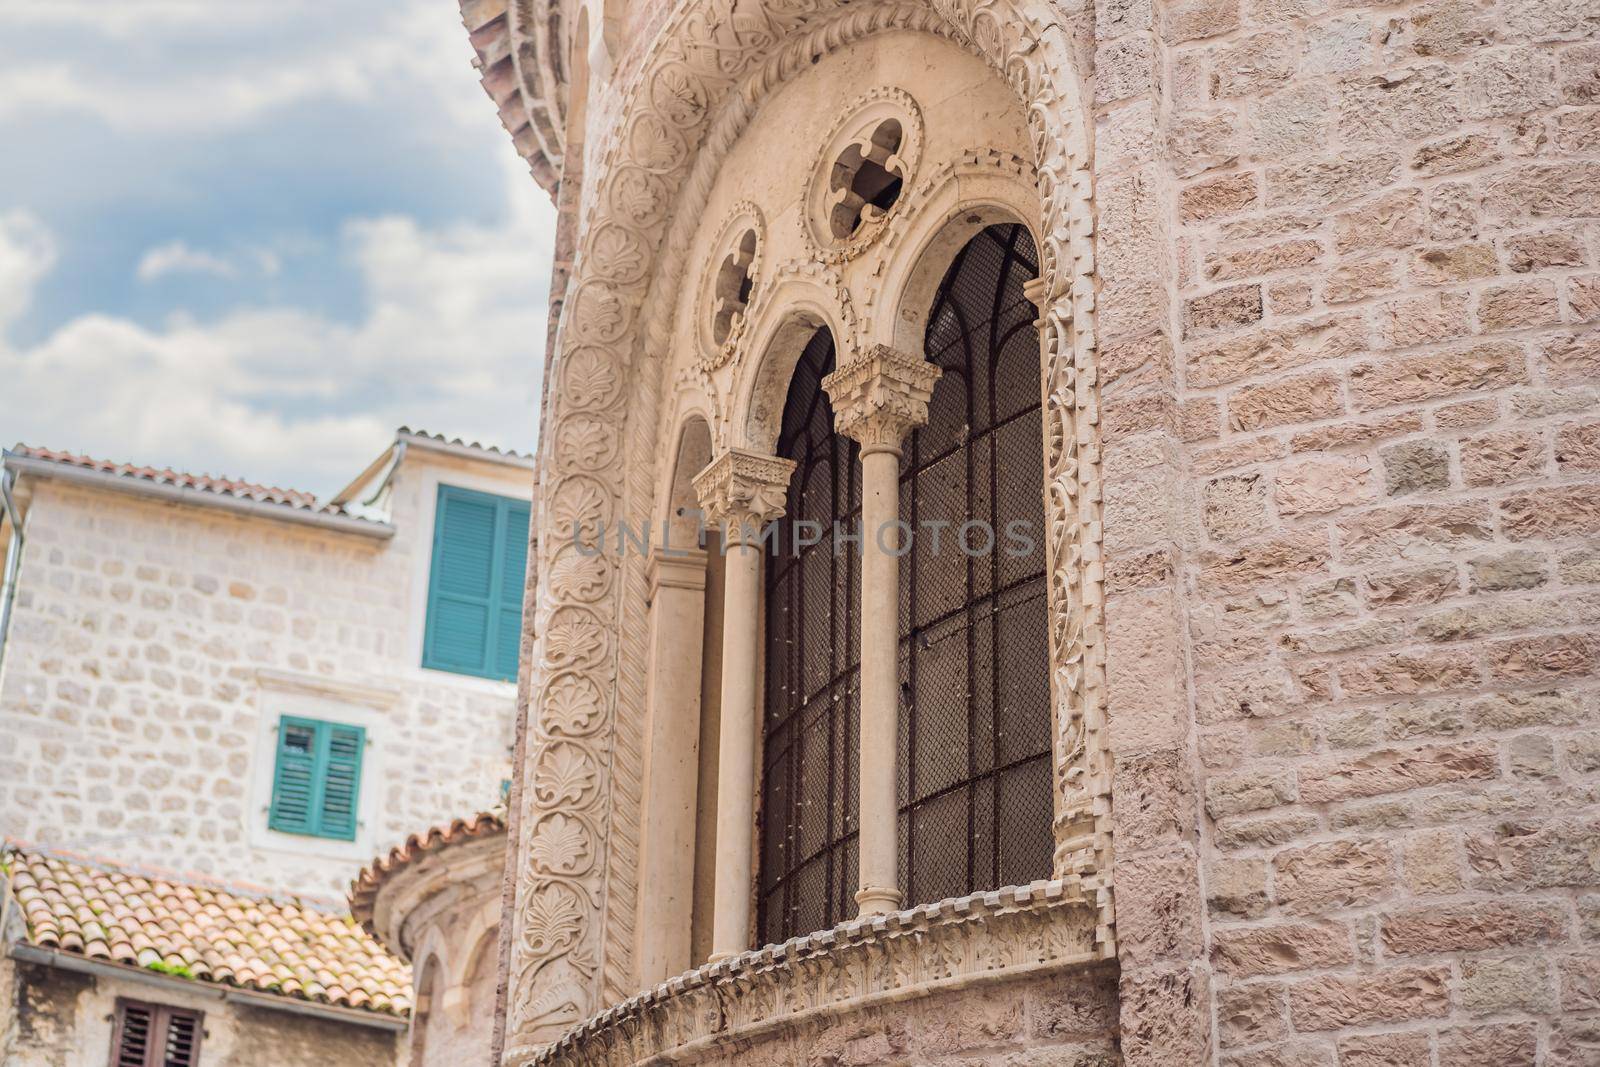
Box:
[760,327,862,946]
[898,223,1053,905]
[758,224,1052,946]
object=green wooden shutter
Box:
[268,720,319,835]
[318,723,365,840]
[424,485,529,682]
[268,717,365,840]
[493,501,531,680]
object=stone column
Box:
[691,448,795,960]
[822,344,941,916]
[636,548,709,985]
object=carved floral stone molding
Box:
[527,882,1098,1067]
[821,344,942,452]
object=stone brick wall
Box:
[1097,0,1600,1061]
[0,450,527,898]
[0,957,401,1067]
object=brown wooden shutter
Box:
[111,1000,204,1067]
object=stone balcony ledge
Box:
[528,879,1103,1066]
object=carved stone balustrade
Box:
[525,881,1102,1067]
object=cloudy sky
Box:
[0,0,556,497]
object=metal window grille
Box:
[760,327,862,946]
[897,223,1053,906]
[758,224,1052,946]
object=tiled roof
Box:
[349,811,506,937]
[2,845,411,1016]
[7,445,343,514]
[397,427,536,464]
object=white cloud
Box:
[0,212,57,331]
[0,168,553,496]
[0,0,493,134]
[136,241,239,282]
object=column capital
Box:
[821,344,942,454]
[692,447,795,538]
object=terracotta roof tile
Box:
[397,427,536,463]
[3,845,410,1016]
[349,811,505,936]
[9,445,336,511]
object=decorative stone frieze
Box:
[690,448,796,541]
[821,344,942,454]
[529,881,1098,1067]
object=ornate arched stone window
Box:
[896,222,1051,905]
[756,224,1050,944]
[760,326,860,945]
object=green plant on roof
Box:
[144,959,195,980]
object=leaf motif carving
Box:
[542,672,603,736]
[534,742,598,806]
[529,812,592,876]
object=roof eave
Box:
[397,430,537,473]
[6,943,408,1031]
[2,453,396,540]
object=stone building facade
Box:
[353,811,508,1067]
[465,0,1600,1065]
[0,429,533,898]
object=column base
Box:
[854,886,904,916]
[708,951,736,965]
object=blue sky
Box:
[0,0,556,495]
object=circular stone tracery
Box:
[697,202,766,369]
[802,87,924,261]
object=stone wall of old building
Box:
[1095,0,1600,1061]
[0,448,528,898]
[0,957,402,1067]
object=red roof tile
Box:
[349,811,505,937]
[3,844,410,1016]
[8,445,339,512]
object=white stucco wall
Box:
[0,447,532,898]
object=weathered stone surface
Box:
[1212,922,1354,977]
[1380,440,1451,495]
[1335,1031,1430,1067]
[1381,901,1568,955]
[1274,839,1394,913]
[1286,967,1449,1030]
[1299,744,1497,802]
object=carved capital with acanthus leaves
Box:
[821,344,942,455]
[692,448,796,542]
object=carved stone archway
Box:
[510,2,1108,1061]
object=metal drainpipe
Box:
[0,468,23,674]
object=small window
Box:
[111,999,203,1067]
[268,716,365,840]
[422,485,531,682]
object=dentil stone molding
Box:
[530,881,1098,1067]
[821,344,943,453]
[690,448,796,538]
[508,2,1111,1059]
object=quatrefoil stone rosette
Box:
[801,86,924,263]
[695,202,767,372]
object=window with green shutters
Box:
[268,716,365,840]
[422,484,530,682]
